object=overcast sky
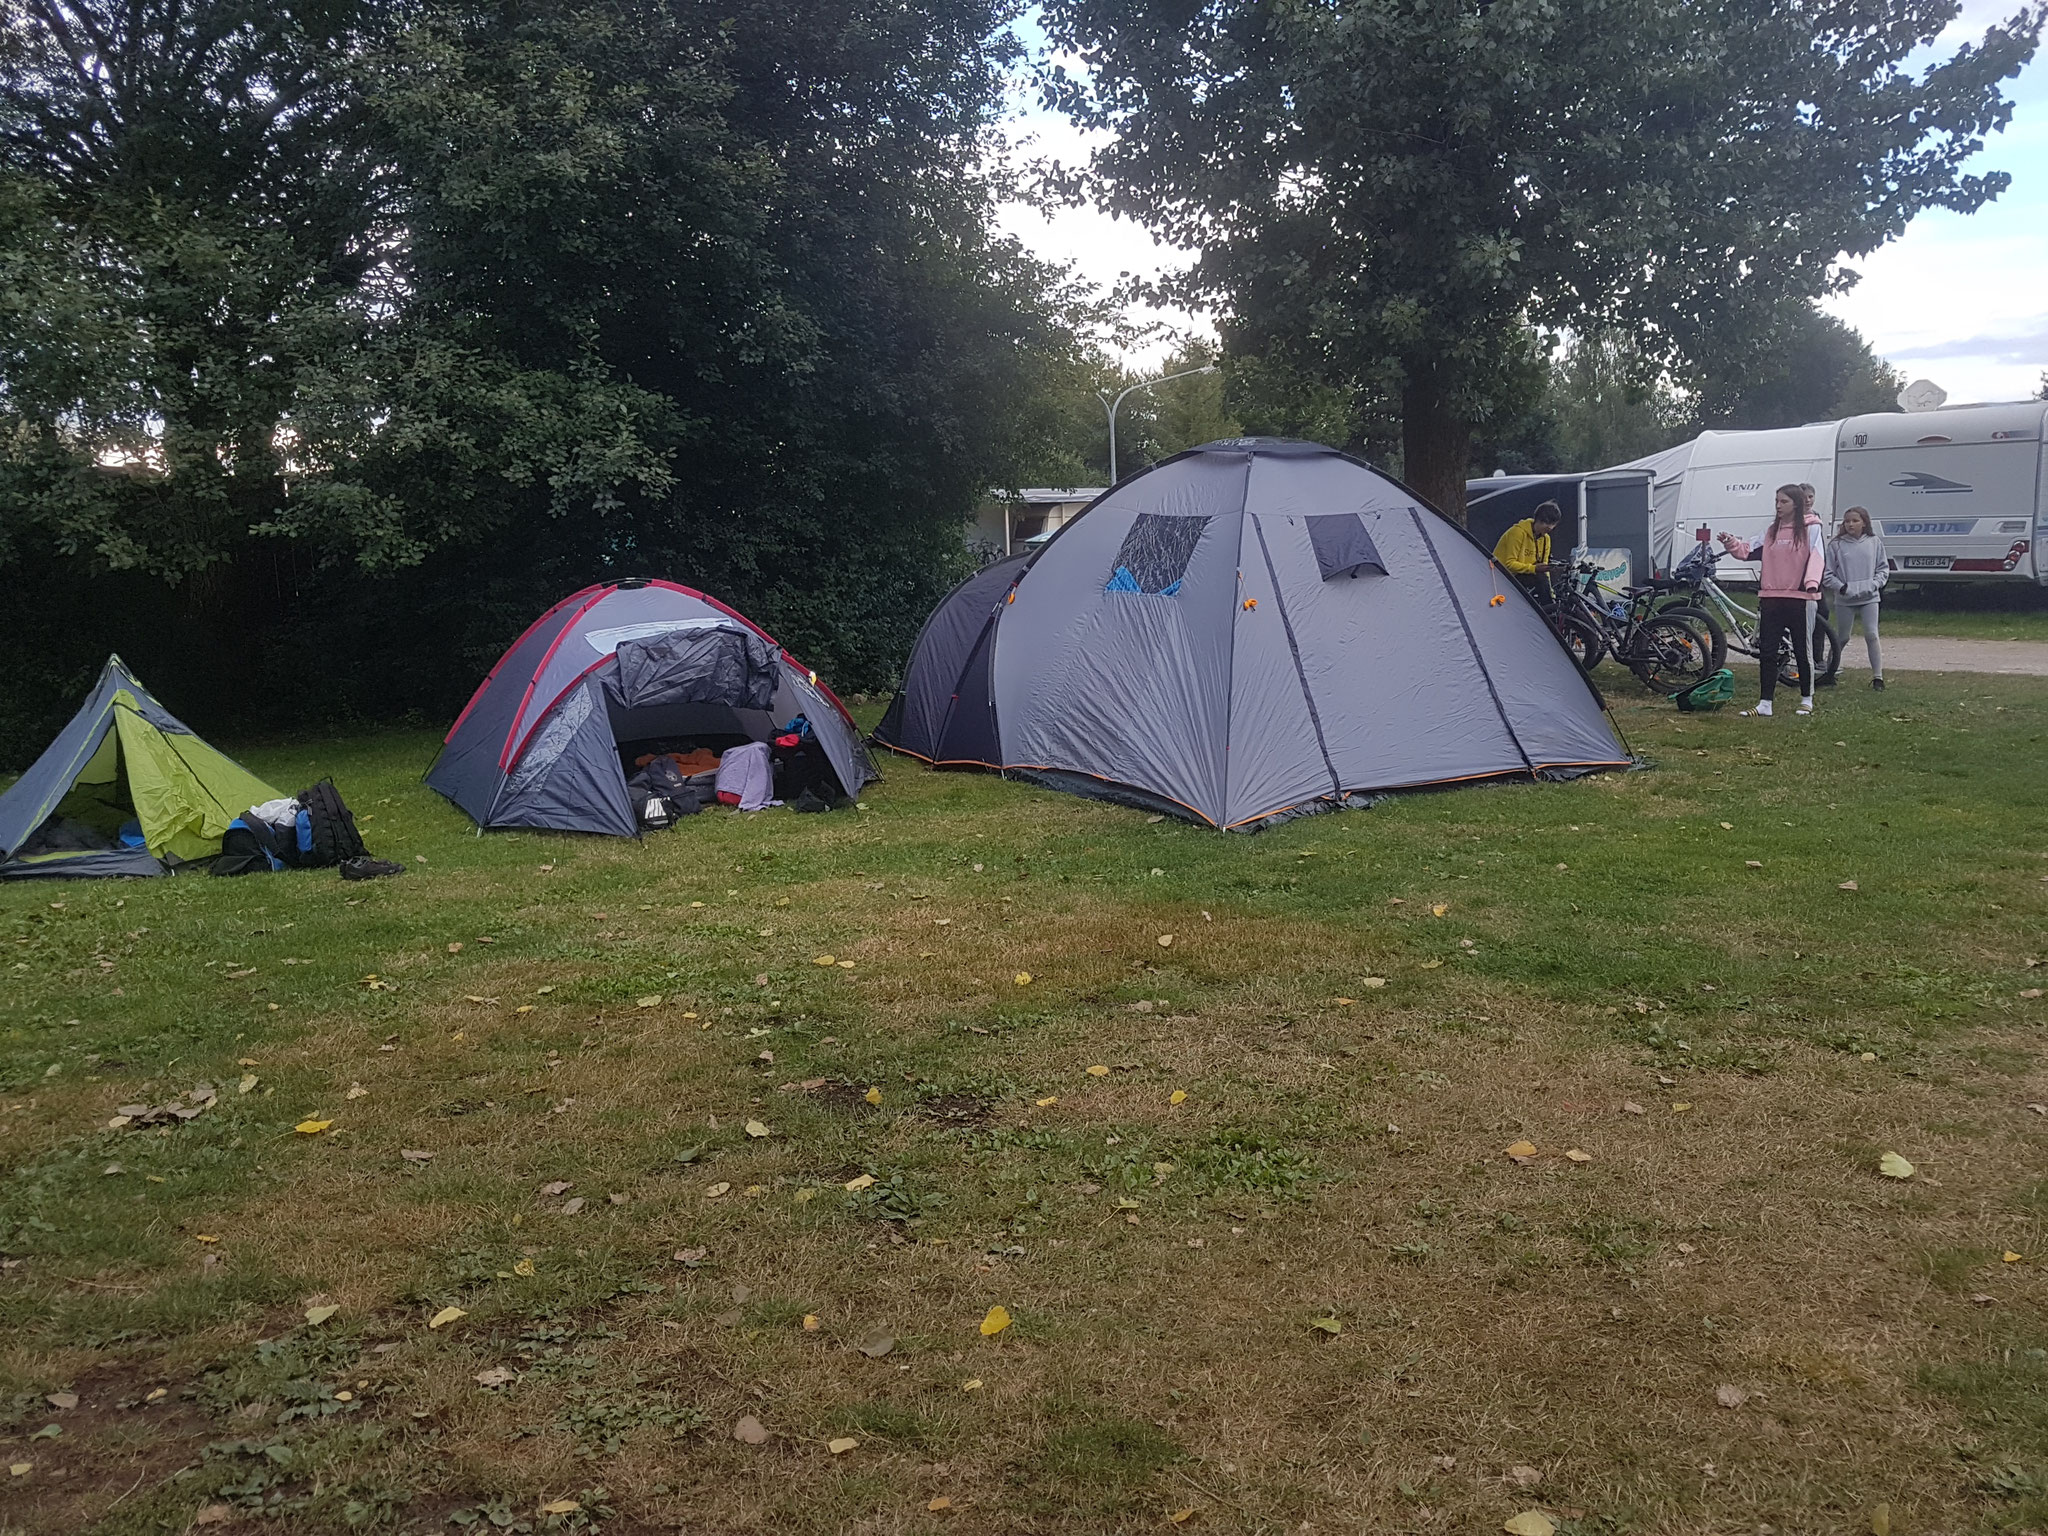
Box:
[995,2,2047,408]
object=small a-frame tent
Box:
[874,438,1630,829]
[427,579,876,836]
[0,656,285,879]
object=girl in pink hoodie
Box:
[1718,486,1823,716]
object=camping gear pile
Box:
[427,579,874,837]
[875,437,1631,829]
[213,779,403,879]
[0,656,395,881]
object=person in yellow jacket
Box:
[1492,501,1564,603]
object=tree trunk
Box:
[1401,366,1472,525]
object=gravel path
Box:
[1833,636,2048,676]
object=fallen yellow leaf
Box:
[745,1119,770,1138]
[1361,977,1387,988]
[304,1304,339,1325]
[428,1306,467,1329]
[1565,1148,1592,1164]
[980,1304,1012,1337]
[929,1495,953,1511]
[1504,1513,1556,1536]
[1504,1140,1538,1162]
[1672,1102,1693,1114]
[828,1437,858,1454]
[1169,1510,1196,1526]
[1014,971,1033,986]
[1430,903,1448,917]
[1335,997,1354,1006]
[1878,1152,1915,1179]
[813,955,837,967]
[1169,1090,1187,1105]
[237,1073,258,1094]
[539,1499,580,1515]
[706,1182,731,1198]
[1157,934,1174,948]
[844,1173,875,1191]
[1086,1065,1110,1077]
[962,1378,983,1391]
[2004,1250,2023,1263]
[802,1314,820,1331]
[865,1087,883,1106]
[195,1233,220,1244]
[294,1119,333,1135]
[637,994,663,1008]
[1035,1096,1058,1108]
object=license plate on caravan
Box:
[1902,555,1953,570]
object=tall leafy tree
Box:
[1,0,1080,747]
[1694,306,1905,429]
[1040,0,2043,520]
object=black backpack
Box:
[296,779,367,865]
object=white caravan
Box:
[1835,401,2046,582]
[1615,423,1837,581]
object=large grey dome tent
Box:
[874,439,1630,829]
[428,580,876,836]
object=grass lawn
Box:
[1879,586,2048,645]
[3,670,2046,1535]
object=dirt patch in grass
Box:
[0,1359,218,1534]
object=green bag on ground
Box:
[1673,668,1734,711]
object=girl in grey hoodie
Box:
[1823,506,1887,689]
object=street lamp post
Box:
[1098,364,1219,485]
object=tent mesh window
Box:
[1305,514,1389,580]
[1106,514,1210,595]
[507,683,594,790]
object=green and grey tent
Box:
[0,656,283,879]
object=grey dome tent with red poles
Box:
[428,579,876,836]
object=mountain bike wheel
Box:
[1551,613,1605,673]
[1626,615,1714,692]
[1656,604,1727,673]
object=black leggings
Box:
[1757,596,1809,702]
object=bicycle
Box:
[1663,543,1839,687]
[1551,562,1720,692]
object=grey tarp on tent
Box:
[614,625,780,712]
[426,580,876,836]
[877,439,1630,829]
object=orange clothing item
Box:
[633,748,721,775]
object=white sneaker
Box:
[1797,697,1814,715]
[1752,699,1773,717]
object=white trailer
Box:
[1615,423,1838,581]
[1835,402,2046,583]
